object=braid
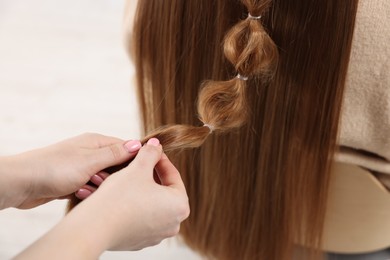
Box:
[142,0,278,150]
[67,0,278,210]
[225,0,278,77]
[132,0,360,258]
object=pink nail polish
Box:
[124,140,142,153]
[75,189,92,199]
[90,175,104,186]
[147,138,160,146]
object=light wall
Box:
[0,1,200,259]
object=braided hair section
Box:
[142,0,278,151]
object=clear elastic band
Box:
[203,124,214,133]
[248,13,262,20]
[236,74,249,81]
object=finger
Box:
[96,172,110,180]
[90,140,142,171]
[90,172,110,186]
[155,154,186,193]
[94,135,125,148]
[129,138,163,175]
[90,174,104,186]
[75,189,92,200]
[75,185,96,200]
[73,133,125,148]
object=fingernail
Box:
[147,138,160,147]
[90,175,104,186]
[75,189,92,200]
[124,140,142,153]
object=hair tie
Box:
[236,74,249,81]
[248,13,262,20]
[203,124,214,133]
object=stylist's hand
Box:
[1,133,141,209]
[77,138,190,251]
[14,138,190,259]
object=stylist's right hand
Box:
[76,137,190,251]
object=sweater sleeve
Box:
[337,0,390,174]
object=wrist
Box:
[0,155,32,209]
[66,188,139,252]
[64,200,113,256]
[15,199,111,259]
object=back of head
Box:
[131,0,359,259]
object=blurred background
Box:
[0,0,200,259]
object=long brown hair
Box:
[131,0,358,259]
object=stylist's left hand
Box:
[1,133,141,209]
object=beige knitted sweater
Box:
[336,0,390,174]
[127,0,390,173]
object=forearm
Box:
[14,200,112,259]
[13,140,189,258]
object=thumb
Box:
[128,138,163,176]
[89,140,142,171]
[155,153,186,192]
